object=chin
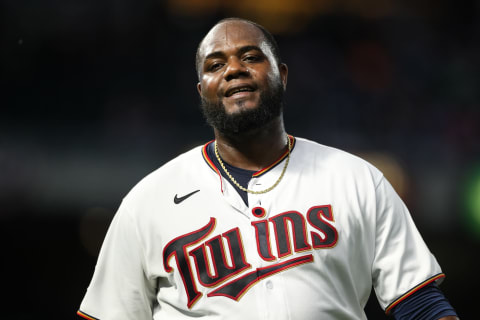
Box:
[224,100,260,115]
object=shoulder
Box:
[121,144,206,206]
[293,137,383,183]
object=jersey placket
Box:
[247,183,291,320]
[247,202,281,320]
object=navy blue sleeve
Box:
[391,283,458,319]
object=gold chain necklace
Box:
[214,136,291,194]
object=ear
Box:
[197,82,202,96]
[279,63,288,90]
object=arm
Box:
[390,282,458,320]
[78,203,156,319]
[370,177,458,319]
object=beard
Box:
[200,81,285,137]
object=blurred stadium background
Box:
[1,0,479,318]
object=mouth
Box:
[224,85,256,97]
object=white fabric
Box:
[79,137,442,319]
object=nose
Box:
[224,57,249,81]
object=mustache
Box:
[200,83,285,135]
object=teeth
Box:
[229,87,253,96]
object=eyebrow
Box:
[204,45,264,62]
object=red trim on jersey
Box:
[251,206,266,218]
[202,140,224,193]
[189,227,252,288]
[77,310,99,320]
[384,273,446,315]
[207,254,313,301]
[269,210,313,258]
[252,135,295,177]
[201,135,296,180]
[251,220,276,261]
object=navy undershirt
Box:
[206,142,457,319]
[206,142,253,206]
[392,282,458,319]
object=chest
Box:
[147,183,372,292]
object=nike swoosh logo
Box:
[174,190,200,204]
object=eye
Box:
[207,62,224,72]
[243,55,261,63]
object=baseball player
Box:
[78,18,459,319]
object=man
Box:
[78,18,459,319]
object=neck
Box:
[214,116,288,171]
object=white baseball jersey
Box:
[78,136,443,320]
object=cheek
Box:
[201,76,220,99]
[267,67,284,88]
[257,69,279,89]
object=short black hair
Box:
[195,17,282,80]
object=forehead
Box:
[199,21,267,59]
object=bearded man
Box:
[78,18,459,320]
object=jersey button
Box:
[266,280,273,289]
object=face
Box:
[197,21,288,135]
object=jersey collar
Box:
[202,135,296,179]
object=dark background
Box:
[1,0,479,318]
